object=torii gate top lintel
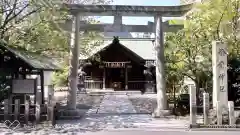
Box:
[64,3,193,17]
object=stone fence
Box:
[0,86,58,126]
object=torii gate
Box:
[62,19,183,33]
[64,3,192,117]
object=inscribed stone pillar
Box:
[228,101,235,125]
[8,95,13,114]
[47,86,54,123]
[103,68,106,89]
[14,99,20,120]
[189,85,197,125]
[35,90,41,124]
[203,92,209,125]
[212,41,228,109]
[24,97,29,125]
[216,101,222,125]
[4,99,8,121]
[155,15,167,110]
[68,13,80,109]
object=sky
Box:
[96,0,182,25]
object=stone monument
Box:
[212,41,228,110]
[203,92,209,125]
[189,85,197,126]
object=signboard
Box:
[104,62,130,68]
[12,79,37,94]
[44,71,54,85]
[145,60,156,67]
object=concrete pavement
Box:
[82,130,240,135]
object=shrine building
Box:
[80,37,156,92]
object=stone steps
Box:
[56,109,87,120]
[87,90,142,96]
[56,92,98,118]
[57,116,83,120]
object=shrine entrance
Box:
[102,61,131,90]
[106,68,125,90]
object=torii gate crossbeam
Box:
[61,20,183,32]
[64,4,192,17]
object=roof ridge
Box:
[103,38,155,40]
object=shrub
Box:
[52,64,69,87]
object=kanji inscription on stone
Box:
[220,86,225,92]
[218,48,227,56]
[219,73,225,82]
[217,61,225,69]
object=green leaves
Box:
[165,0,240,92]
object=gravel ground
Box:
[128,94,157,114]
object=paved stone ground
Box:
[128,94,157,113]
[0,93,190,135]
[97,94,137,113]
[55,94,190,132]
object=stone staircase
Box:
[86,89,141,96]
[55,91,104,120]
[56,109,87,120]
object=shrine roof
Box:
[80,38,156,61]
[64,4,193,17]
[0,42,60,71]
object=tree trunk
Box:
[155,15,168,111]
[194,80,200,106]
[173,82,176,114]
[67,15,80,110]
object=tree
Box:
[180,0,201,4]
[0,0,112,108]
[0,0,70,55]
[166,30,212,102]
[165,0,240,104]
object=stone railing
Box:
[0,86,56,125]
[189,85,238,129]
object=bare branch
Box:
[33,47,68,53]
[2,3,29,27]
[216,0,230,40]
[0,0,44,39]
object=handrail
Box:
[128,80,154,83]
[84,80,155,90]
[84,80,103,82]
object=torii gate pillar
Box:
[67,13,80,110]
[153,15,170,117]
